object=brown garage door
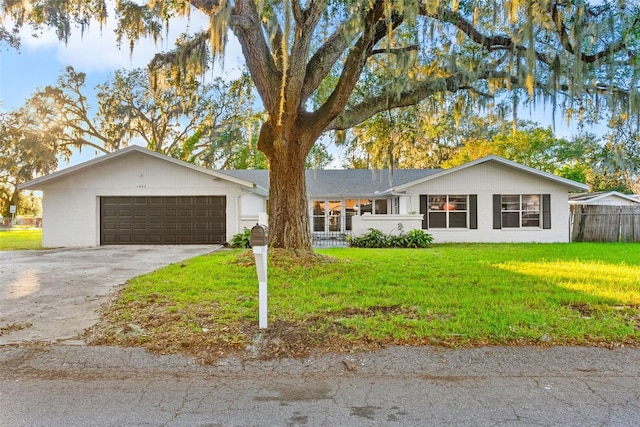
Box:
[100,196,226,245]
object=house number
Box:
[137,184,146,188]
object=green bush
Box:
[348,228,390,248]
[230,228,251,248]
[348,226,433,248]
[403,229,434,248]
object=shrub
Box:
[348,226,433,248]
[230,228,251,248]
[403,229,434,248]
[348,228,391,248]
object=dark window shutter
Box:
[493,194,502,229]
[542,194,551,229]
[419,195,428,229]
[469,195,478,229]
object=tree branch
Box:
[310,1,404,138]
[370,45,418,57]
[550,1,635,64]
[421,6,552,65]
[230,0,281,113]
[329,77,450,131]
[263,16,284,68]
[147,30,210,78]
[58,138,110,154]
[292,0,305,27]
[189,0,223,15]
[286,0,326,118]
[301,17,361,102]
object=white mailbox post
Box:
[9,205,16,228]
[250,224,269,329]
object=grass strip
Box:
[0,229,43,250]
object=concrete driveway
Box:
[0,245,219,345]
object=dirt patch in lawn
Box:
[84,297,640,364]
[83,249,359,363]
[84,300,367,364]
[232,248,339,269]
[85,300,640,364]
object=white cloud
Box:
[19,27,60,49]
[17,2,244,76]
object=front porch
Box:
[309,196,422,247]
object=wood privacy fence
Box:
[570,205,640,242]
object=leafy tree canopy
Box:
[0,110,59,216]
[338,93,510,169]
[445,121,639,193]
[94,66,259,168]
[443,122,571,170]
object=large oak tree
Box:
[20,66,258,164]
[3,0,639,250]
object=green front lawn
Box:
[88,243,640,362]
[0,229,43,250]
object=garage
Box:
[100,196,226,244]
[17,146,268,247]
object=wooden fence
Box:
[570,205,640,242]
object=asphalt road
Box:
[0,245,219,345]
[2,344,639,426]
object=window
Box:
[345,199,358,231]
[314,198,395,233]
[421,195,474,229]
[354,199,388,215]
[317,199,373,232]
[328,200,342,232]
[493,194,550,229]
[392,197,400,214]
[501,195,540,228]
[375,199,388,214]
[359,199,373,215]
[312,201,326,232]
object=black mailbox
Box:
[250,224,269,246]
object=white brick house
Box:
[19,146,588,246]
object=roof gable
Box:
[18,145,266,193]
[569,191,640,204]
[394,155,590,192]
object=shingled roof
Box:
[219,169,441,197]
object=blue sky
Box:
[1,9,217,109]
[1,4,605,171]
[0,5,245,167]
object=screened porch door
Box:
[312,200,343,233]
[312,199,375,233]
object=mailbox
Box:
[250,224,269,247]
[251,223,269,329]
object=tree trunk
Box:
[257,117,314,251]
[266,146,312,250]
